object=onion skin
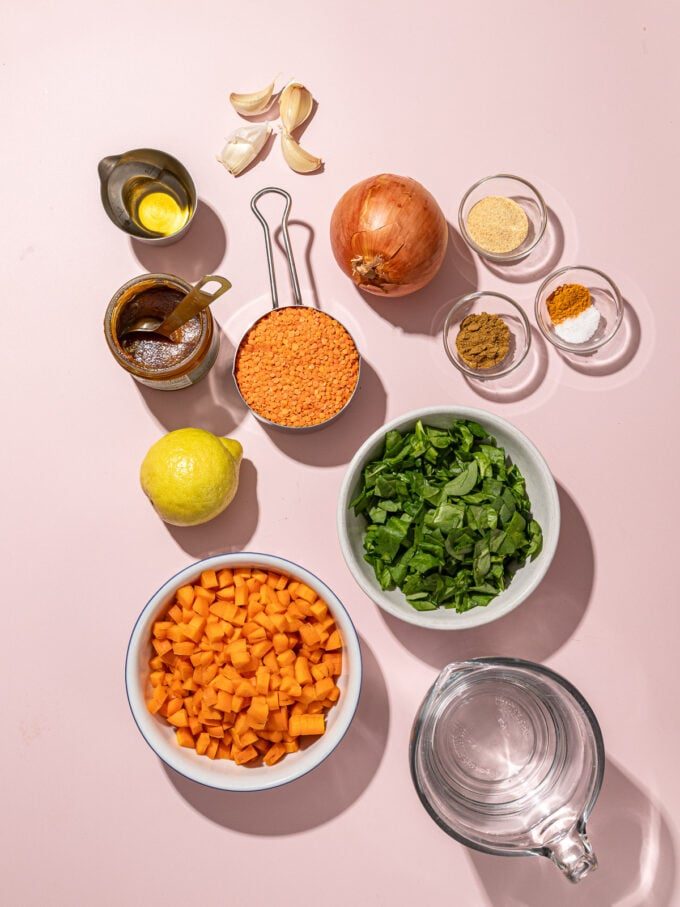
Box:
[330,174,448,297]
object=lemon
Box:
[140,428,243,526]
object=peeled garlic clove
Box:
[230,80,277,117]
[217,123,271,176]
[280,132,322,173]
[279,82,314,133]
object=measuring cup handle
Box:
[251,187,303,310]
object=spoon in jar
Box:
[118,275,232,342]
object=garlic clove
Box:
[279,82,314,133]
[230,80,278,117]
[280,132,322,173]
[217,123,272,176]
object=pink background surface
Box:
[3,2,679,904]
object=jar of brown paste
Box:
[104,273,221,390]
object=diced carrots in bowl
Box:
[146,567,343,767]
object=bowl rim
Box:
[534,264,624,354]
[336,405,560,630]
[442,291,532,380]
[457,173,548,263]
[125,551,363,791]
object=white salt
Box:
[554,305,601,344]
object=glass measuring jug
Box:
[410,658,604,883]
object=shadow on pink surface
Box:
[264,359,387,467]
[560,300,641,377]
[135,324,248,436]
[357,224,478,336]
[468,758,676,907]
[381,483,591,666]
[464,326,550,405]
[481,207,565,285]
[164,458,259,557]
[162,636,388,833]
[130,199,228,282]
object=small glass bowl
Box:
[458,174,547,263]
[443,291,531,381]
[535,265,623,355]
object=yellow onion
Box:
[330,174,448,297]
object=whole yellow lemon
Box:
[140,428,243,526]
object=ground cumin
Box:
[234,307,360,428]
[546,283,591,324]
[455,312,511,370]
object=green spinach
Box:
[350,419,543,613]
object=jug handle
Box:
[544,824,598,883]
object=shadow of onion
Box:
[357,224,478,337]
[162,635,389,834]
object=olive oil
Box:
[125,175,191,238]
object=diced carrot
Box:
[295,583,317,604]
[217,568,234,588]
[176,585,195,608]
[176,728,195,748]
[311,662,329,681]
[202,686,218,707]
[246,696,269,729]
[325,630,342,651]
[315,677,335,700]
[233,745,258,765]
[212,675,234,693]
[294,656,312,685]
[200,569,218,589]
[216,691,233,712]
[289,713,325,736]
[168,708,189,728]
[152,638,172,657]
[280,676,302,697]
[206,739,219,759]
[192,597,210,618]
[150,567,342,766]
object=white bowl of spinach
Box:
[337,406,559,629]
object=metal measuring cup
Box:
[232,187,361,432]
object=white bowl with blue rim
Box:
[337,406,559,630]
[126,552,362,791]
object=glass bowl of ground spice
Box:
[535,265,623,355]
[443,291,531,380]
[458,174,547,263]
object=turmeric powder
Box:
[546,283,591,324]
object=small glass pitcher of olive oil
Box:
[98,148,196,244]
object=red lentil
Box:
[234,307,360,428]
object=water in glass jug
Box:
[410,658,604,883]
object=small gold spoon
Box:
[119,274,231,342]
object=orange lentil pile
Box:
[147,566,343,766]
[234,307,360,428]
